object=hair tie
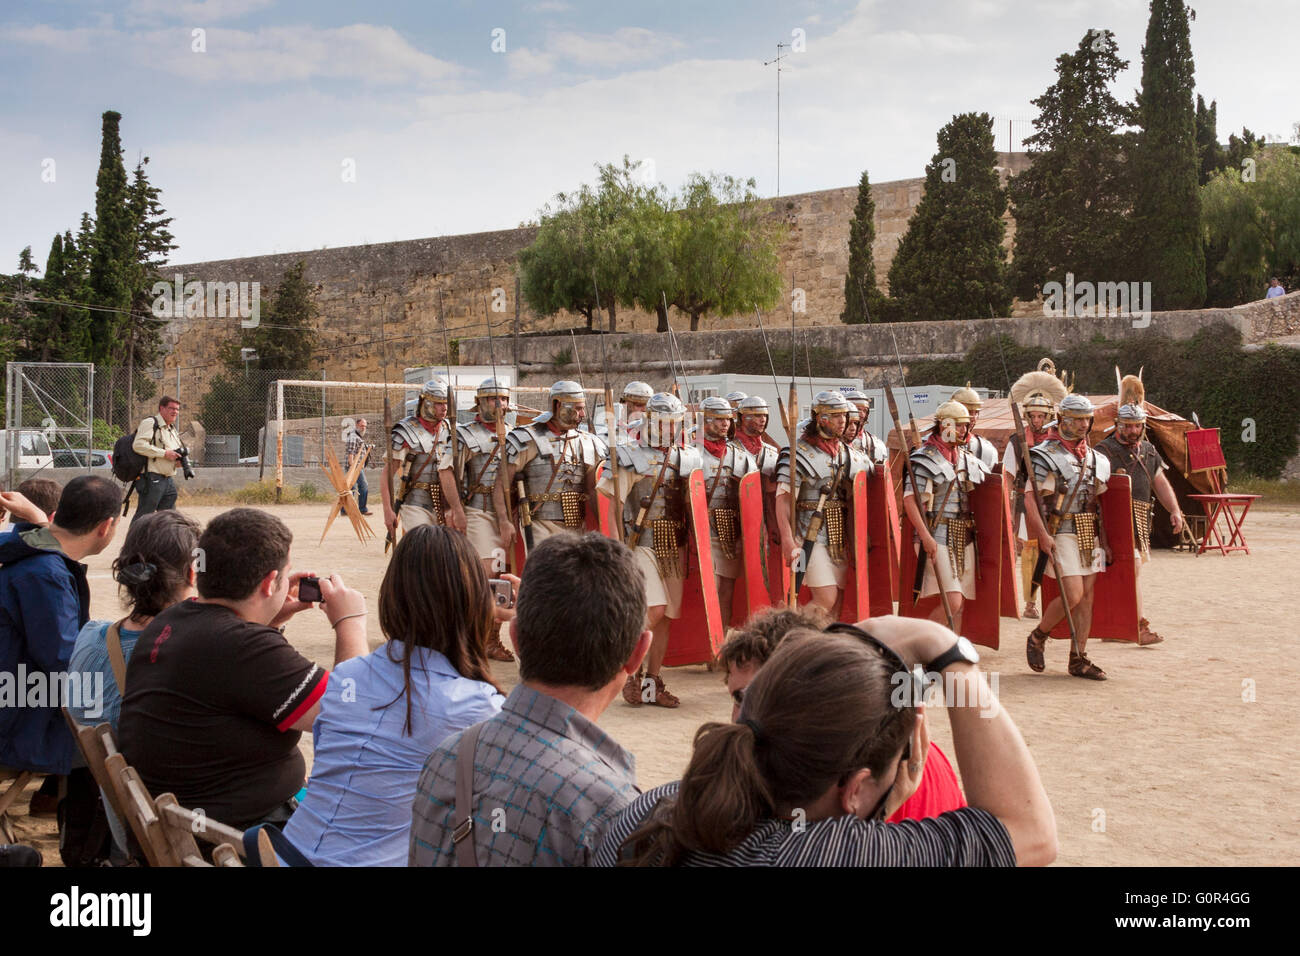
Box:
[117,561,157,585]
[741,717,765,746]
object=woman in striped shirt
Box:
[595,618,1056,867]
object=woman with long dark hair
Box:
[595,618,1056,867]
[283,524,509,866]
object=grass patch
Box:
[551,347,573,369]
[1226,477,1300,506]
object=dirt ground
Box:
[9,500,1298,866]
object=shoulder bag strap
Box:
[105,619,128,695]
[452,722,484,867]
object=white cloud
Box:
[126,0,277,21]
[528,1,573,11]
[545,27,683,68]
[507,46,557,79]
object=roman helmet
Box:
[699,395,734,443]
[645,392,686,448]
[1115,369,1147,441]
[724,390,748,410]
[737,394,770,434]
[1056,393,1095,441]
[1010,366,1068,421]
[622,381,654,406]
[844,387,873,412]
[811,389,851,440]
[534,380,586,430]
[933,399,971,444]
[952,382,983,416]
[476,377,510,423]
[416,378,449,420]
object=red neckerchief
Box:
[735,431,763,456]
[1027,425,1056,446]
[547,419,567,436]
[702,437,728,459]
[418,417,442,436]
[807,434,840,457]
[924,432,958,465]
[1059,436,1089,461]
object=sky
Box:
[2,0,1296,267]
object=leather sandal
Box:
[647,674,680,709]
[486,636,515,663]
[1137,618,1165,646]
[622,672,643,707]
[1026,628,1048,673]
[1068,651,1107,681]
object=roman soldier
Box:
[502,380,602,549]
[1024,394,1111,681]
[697,397,759,627]
[900,400,986,633]
[600,392,702,709]
[952,383,998,471]
[775,390,859,617]
[1095,373,1185,646]
[382,378,455,537]
[845,388,888,466]
[620,380,653,443]
[1003,368,1066,618]
[733,395,781,477]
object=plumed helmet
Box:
[622,381,654,402]
[1010,369,1067,414]
[934,400,971,425]
[421,379,448,400]
[952,382,983,411]
[812,390,851,414]
[701,396,734,419]
[738,395,770,415]
[1058,394,1095,418]
[1117,403,1147,423]
[476,377,510,399]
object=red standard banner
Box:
[1041,474,1140,641]
[666,469,725,666]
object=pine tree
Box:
[87,110,134,364]
[1195,95,1224,185]
[1132,0,1206,309]
[840,170,887,324]
[1008,29,1135,300]
[887,113,1011,321]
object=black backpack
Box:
[111,419,158,483]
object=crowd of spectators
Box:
[1,476,1056,868]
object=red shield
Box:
[838,471,872,622]
[595,461,616,539]
[1042,474,1140,641]
[735,471,772,622]
[866,464,901,616]
[665,470,725,666]
[996,470,1023,619]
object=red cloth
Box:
[1060,436,1089,461]
[924,433,958,465]
[735,432,763,456]
[807,434,840,457]
[417,417,442,436]
[887,741,967,824]
[701,437,728,459]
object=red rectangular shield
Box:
[1042,474,1140,642]
[666,469,725,666]
[866,466,900,616]
[996,470,1023,619]
[736,471,772,621]
[838,471,872,622]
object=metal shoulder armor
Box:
[675,445,702,477]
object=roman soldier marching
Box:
[900,400,987,633]
[382,378,455,538]
[697,397,760,627]
[501,380,602,550]
[1003,367,1066,619]
[845,387,889,466]
[775,390,863,617]
[1024,394,1112,681]
[1095,373,1186,646]
[952,384,999,471]
[600,392,703,709]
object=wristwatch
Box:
[925,636,980,675]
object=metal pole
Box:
[320,367,327,468]
[275,380,284,502]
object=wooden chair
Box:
[0,768,36,844]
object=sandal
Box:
[1026,628,1048,673]
[647,674,680,709]
[1068,651,1107,681]
[1137,618,1165,646]
[486,636,515,663]
[622,672,643,707]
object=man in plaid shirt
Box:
[344,419,373,515]
[409,532,651,866]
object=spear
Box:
[439,289,459,504]
[596,275,622,542]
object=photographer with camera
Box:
[130,396,191,523]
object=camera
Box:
[178,444,195,480]
[298,576,323,603]
[489,578,514,608]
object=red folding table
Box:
[1187,493,1261,556]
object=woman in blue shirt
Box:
[283,524,508,866]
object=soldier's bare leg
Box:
[1038,573,1084,633]
[716,575,736,628]
[931,592,963,634]
[806,584,842,619]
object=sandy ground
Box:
[9,500,1299,866]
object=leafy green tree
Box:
[887,112,1011,321]
[1008,29,1136,300]
[1195,95,1224,185]
[840,170,887,324]
[1202,149,1300,304]
[123,156,176,384]
[1132,0,1205,309]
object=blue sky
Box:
[2,0,1295,266]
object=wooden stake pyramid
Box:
[320,444,376,544]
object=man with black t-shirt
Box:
[118,508,368,831]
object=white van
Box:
[0,430,55,474]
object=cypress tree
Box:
[1195,95,1223,185]
[1008,29,1135,300]
[87,110,134,364]
[840,170,886,324]
[1133,0,1205,309]
[887,112,1011,321]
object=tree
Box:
[121,156,177,404]
[1202,149,1300,304]
[664,173,783,331]
[1195,95,1223,185]
[1008,29,1136,300]
[1132,0,1205,309]
[87,110,134,365]
[840,170,887,324]
[887,112,1011,321]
